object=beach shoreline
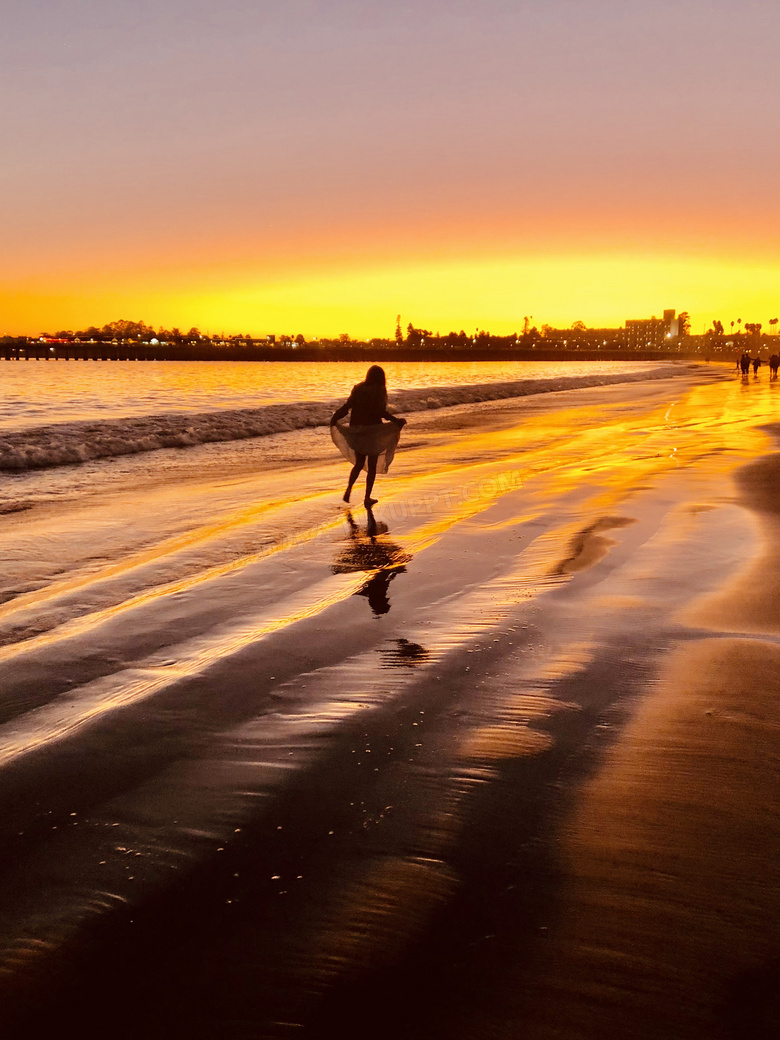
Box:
[0,358,704,467]
[0,366,778,1038]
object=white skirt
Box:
[330,421,401,474]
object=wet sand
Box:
[1,366,780,1038]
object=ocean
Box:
[0,358,669,430]
[0,359,680,479]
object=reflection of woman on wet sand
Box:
[331,510,412,615]
[330,365,406,508]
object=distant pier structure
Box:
[0,337,280,361]
[0,340,161,361]
[0,339,260,361]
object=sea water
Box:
[0,359,684,475]
[0,358,667,430]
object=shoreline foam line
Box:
[0,365,698,472]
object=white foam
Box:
[0,365,689,471]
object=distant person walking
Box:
[770,354,779,378]
[740,353,751,376]
[752,356,762,375]
[330,365,406,508]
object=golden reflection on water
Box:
[3,377,772,772]
[0,486,345,656]
[0,572,372,768]
[508,379,769,509]
[2,374,772,666]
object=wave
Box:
[0,364,694,472]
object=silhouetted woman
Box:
[330,365,406,507]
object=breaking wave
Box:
[0,365,691,471]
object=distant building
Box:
[625,309,679,349]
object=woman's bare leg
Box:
[344,454,366,503]
[364,456,378,507]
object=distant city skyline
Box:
[3,1,780,337]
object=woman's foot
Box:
[364,497,378,508]
[343,491,351,503]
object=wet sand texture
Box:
[686,449,780,634]
[475,452,780,1040]
[512,636,780,1040]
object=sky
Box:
[3,0,780,338]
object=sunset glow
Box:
[4,0,780,336]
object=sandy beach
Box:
[1,363,779,1039]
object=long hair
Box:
[365,365,386,390]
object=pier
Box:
[0,339,712,364]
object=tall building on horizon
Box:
[625,309,678,349]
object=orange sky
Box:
[3,0,780,338]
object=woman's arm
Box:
[330,396,352,425]
[382,409,406,427]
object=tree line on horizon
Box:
[709,317,779,338]
[5,311,780,348]
[19,317,668,347]
[26,320,633,348]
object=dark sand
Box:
[0,366,779,1038]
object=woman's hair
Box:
[365,365,386,389]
